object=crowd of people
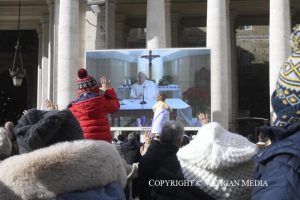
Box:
[0,25,300,200]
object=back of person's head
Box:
[14,109,83,153]
[177,122,258,200]
[117,134,125,142]
[0,128,12,160]
[156,93,166,101]
[160,120,184,146]
[127,132,136,142]
[271,24,300,127]
[76,68,99,97]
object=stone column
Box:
[47,0,54,101]
[79,0,86,68]
[97,4,106,49]
[52,0,60,104]
[146,0,168,80]
[228,10,238,131]
[269,0,291,118]
[41,17,49,110]
[146,0,167,49]
[57,0,79,109]
[206,0,230,129]
[105,0,116,48]
[115,14,127,48]
[171,13,181,48]
[36,27,43,109]
[165,0,171,47]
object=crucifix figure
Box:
[141,50,160,80]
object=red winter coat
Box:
[69,88,120,143]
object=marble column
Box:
[57,0,79,109]
[228,10,238,131]
[96,4,106,49]
[79,0,86,68]
[115,14,127,48]
[165,0,171,47]
[47,0,54,101]
[146,0,169,80]
[146,0,167,49]
[171,13,181,48]
[36,26,43,109]
[269,0,291,120]
[206,0,230,129]
[41,17,49,110]
[105,0,116,48]
[52,0,60,104]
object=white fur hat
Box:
[0,128,12,160]
[177,122,258,200]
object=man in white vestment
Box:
[130,72,159,101]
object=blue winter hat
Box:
[271,55,300,127]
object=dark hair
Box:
[160,120,184,145]
[117,134,125,142]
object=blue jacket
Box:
[252,123,300,200]
[53,182,125,200]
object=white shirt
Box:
[130,80,159,100]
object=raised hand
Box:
[45,99,58,110]
[198,112,209,125]
[100,76,110,91]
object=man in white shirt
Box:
[130,72,159,100]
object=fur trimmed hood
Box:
[0,140,127,200]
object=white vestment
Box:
[130,80,159,100]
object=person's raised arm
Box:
[100,76,120,113]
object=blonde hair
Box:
[291,24,300,52]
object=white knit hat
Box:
[0,128,12,160]
[177,122,258,200]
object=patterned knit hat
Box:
[271,25,300,127]
[177,122,257,200]
[77,68,99,96]
[0,128,12,160]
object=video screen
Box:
[86,48,211,127]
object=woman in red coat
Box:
[69,68,120,143]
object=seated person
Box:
[130,72,159,101]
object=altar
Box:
[117,84,182,98]
[111,98,190,126]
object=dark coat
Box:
[252,123,300,200]
[138,142,214,200]
[121,140,141,164]
[69,88,119,143]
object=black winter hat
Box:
[14,109,83,153]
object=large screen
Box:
[86,48,211,127]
